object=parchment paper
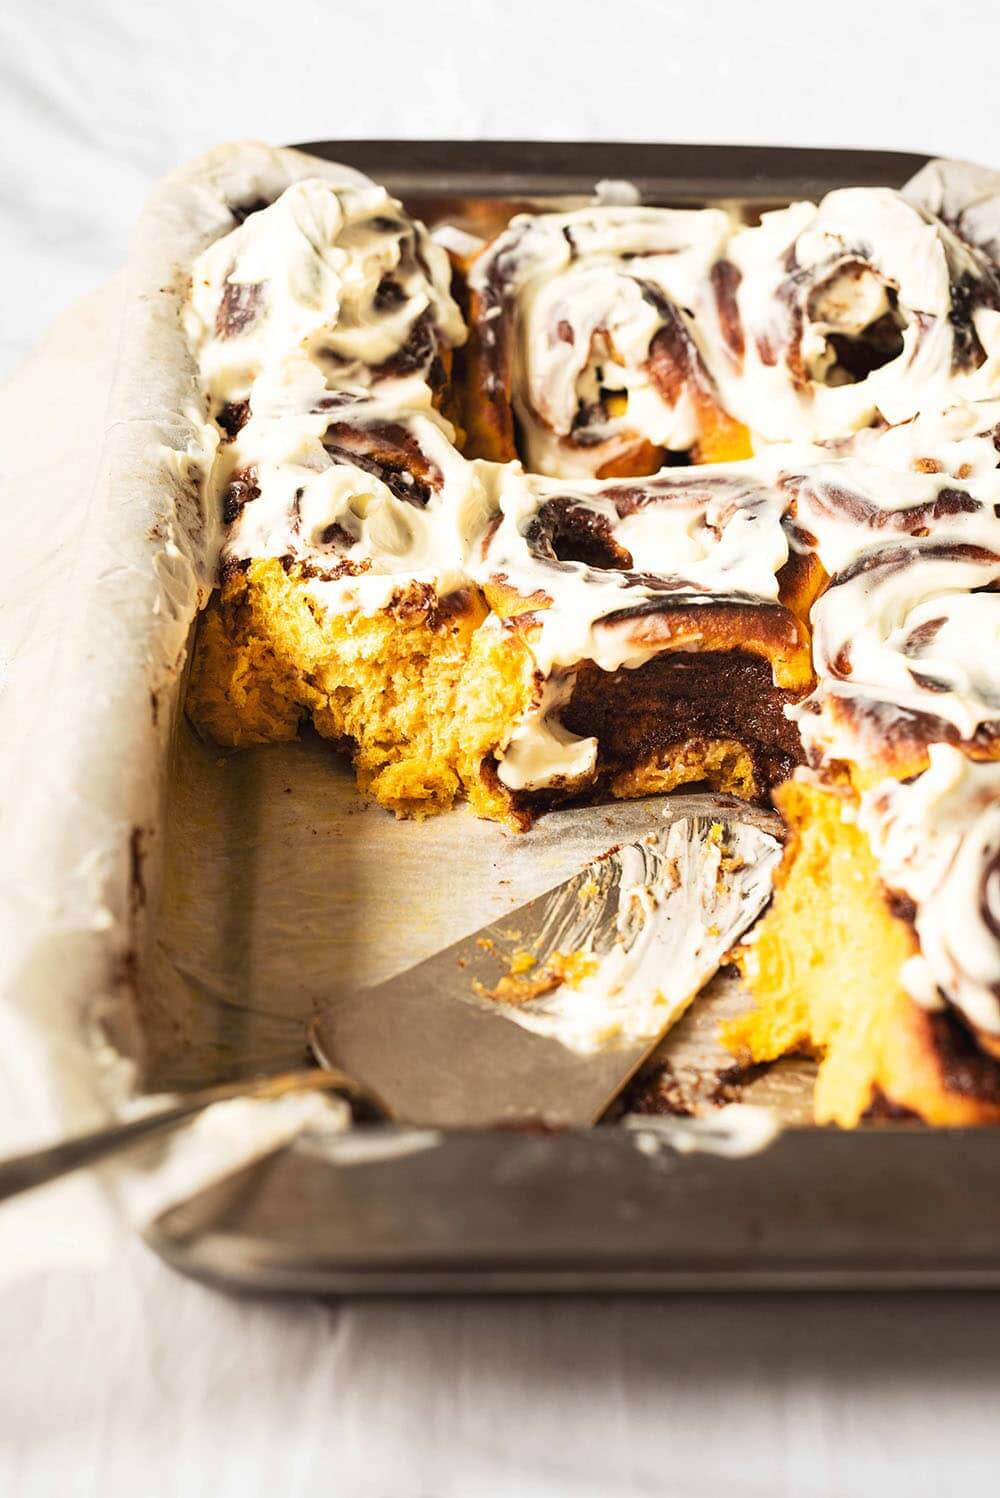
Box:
[0,144,377,1274]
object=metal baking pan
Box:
[143,139,1000,1298]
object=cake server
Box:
[310,796,783,1129]
[0,797,781,1201]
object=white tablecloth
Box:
[5,2,1000,1493]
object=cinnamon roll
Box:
[720,188,1000,441]
[463,205,753,476]
[185,386,493,814]
[185,176,466,431]
[782,452,1000,782]
[460,461,814,825]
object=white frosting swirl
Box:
[905,158,1000,267]
[474,461,792,676]
[218,374,494,616]
[469,204,736,475]
[722,189,1000,441]
[783,450,1000,765]
[185,176,465,412]
[824,396,1000,480]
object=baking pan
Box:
[295,137,930,204]
[144,139,1000,1298]
[148,1125,1000,1295]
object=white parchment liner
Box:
[0,144,375,1273]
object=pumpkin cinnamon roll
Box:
[781,446,1000,785]
[462,205,753,477]
[186,388,494,817]
[719,187,1000,442]
[456,460,815,826]
[185,175,466,432]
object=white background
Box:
[4,1,1000,1493]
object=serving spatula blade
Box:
[310,798,782,1129]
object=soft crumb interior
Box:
[611,737,757,801]
[453,620,540,824]
[186,563,806,827]
[723,777,917,1124]
[722,776,1000,1126]
[186,560,537,824]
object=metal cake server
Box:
[310,797,783,1129]
[0,797,781,1201]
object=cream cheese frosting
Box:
[185,175,465,415]
[905,158,1000,268]
[720,189,1000,441]
[783,451,1000,766]
[468,203,736,475]
[474,462,792,675]
[217,372,494,616]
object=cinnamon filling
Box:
[560,649,805,797]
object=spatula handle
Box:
[0,1067,379,1205]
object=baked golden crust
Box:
[462,279,518,464]
[821,695,1000,792]
[589,599,812,691]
